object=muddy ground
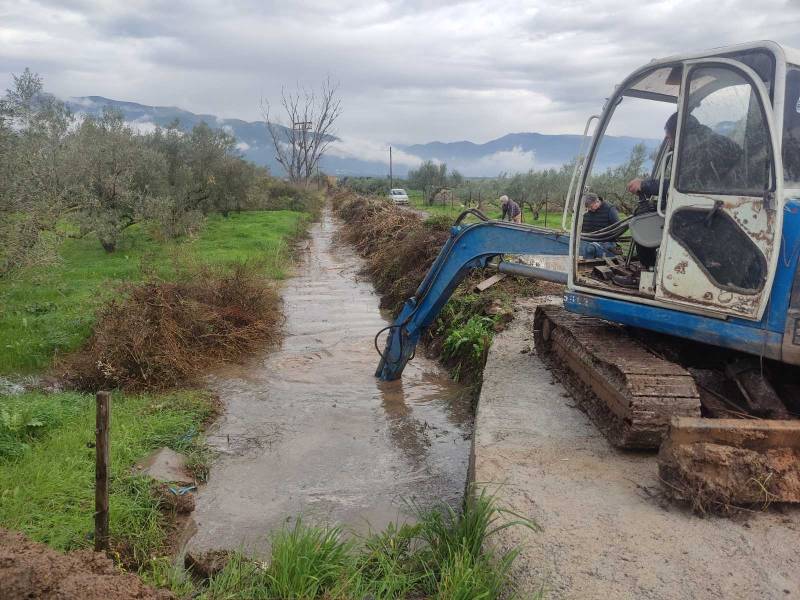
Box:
[0,529,171,600]
[187,206,472,555]
[473,298,800,599]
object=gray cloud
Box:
[3,0,800,151]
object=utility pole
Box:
[389,146,393,189]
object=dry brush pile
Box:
[333,191,452,310]
[59,263,281,391]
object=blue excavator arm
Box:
[375,214,572,380]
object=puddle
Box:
[188,206,472,554]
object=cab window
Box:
[784,66,800,187]
[676,66,771,196]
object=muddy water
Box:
[188,207,472,554]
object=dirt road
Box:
[473,298,800,599]
[188,207,472,555]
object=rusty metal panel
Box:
[657,194,776,319]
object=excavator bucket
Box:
[659,417,800,509]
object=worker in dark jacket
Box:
[500,195,522,223]
[579,192,620,258]
[581,193,619,233]
[626,112,678,200]
[626,112,741,199]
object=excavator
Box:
[375,41,800,507]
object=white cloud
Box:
[126,117,157,134]
[327,136,422,167]
[3,0,800,148]
[235,141,250,152]
[67,96,98,108]
[463,147,537,177]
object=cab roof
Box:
[623,41,799,104]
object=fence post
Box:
[544,196,548,228]
[95,390,110,552]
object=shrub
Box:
[257,181,325,219]
[58,262,281,391]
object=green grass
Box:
[181,488,538,599]
[408,189,562,228]
[441,315,496,383]
[0,389,216,562]
[0,208,309,566]
[0,210,306,374]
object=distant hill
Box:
[66,96,658,177]
[401,132,659,174]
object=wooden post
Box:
[544,195,548,228]
[95,391,110,552]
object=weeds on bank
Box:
[183,488,537,599]
[441,315,495,382]
[59,261,282,392]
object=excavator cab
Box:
[570,44,785,322]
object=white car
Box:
[389,188,409,205]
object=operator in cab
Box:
[617,112,679,279]
[620,110,741,281]
[625,112,677,213]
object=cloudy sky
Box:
[3,0,800,149]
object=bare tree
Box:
[262,78,341,186]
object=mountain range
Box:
[66,96,658,177]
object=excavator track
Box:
[533,305,701,449]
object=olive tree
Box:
[73,110,163,252]
[0,69,77,272]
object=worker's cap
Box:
[582,192,600,207]
[499,195,509,204]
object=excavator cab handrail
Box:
[562,114,600,231]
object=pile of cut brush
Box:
[60,263,280,391]
[332,191,451,311]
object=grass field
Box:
[0,211,305,374]
[0,389,216,562]
[0,209,308,565]
[407,189,563,228]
